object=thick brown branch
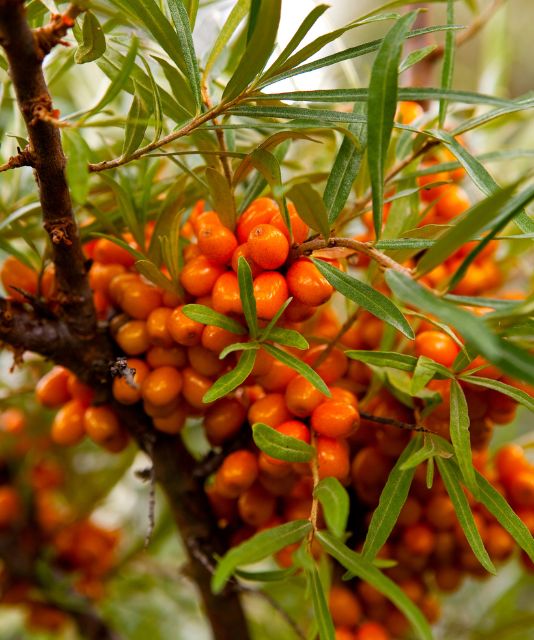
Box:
[0,1,96,339]
[0,145,33,172]
[293,237,413,276]
[33,3,84,59]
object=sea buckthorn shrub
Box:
[0,2,533,639]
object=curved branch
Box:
[0,0,96,339]
[293,237,413,276]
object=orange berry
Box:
[36,366,71,408]
[335,628,356,640]
[67,374,94,406]
[269,202,308,244]
[0,408,25,434]
[198,223,238,264]
[253,271,289,320]
[167,306,204,346]
[0,256,38,301]
[120,281,162,320]
[285,375,324,417]
[142,366,182,406]
[152,403,188,434]
[284,298,317,322]
[417,164,450,202]
[188,345,225,377]
[329,585,362,628]
[237,483,276,527]
[275,419,310,445]
[414,330,459,367]
[485,523,514,561]
[146,345,187,368]
[286,258,333,306]
[396,496,423,527]
[112,358,149,405]
[83,405,121,444]
[248,393,291,428]
[202,324,240,354]
[311,400,359,438]
[351,447,392,489]
[237,197,279,244]
[89,262,126,292]
[115,320,150,355]
[211,272,243,316]
[146,307,174,347]
[494,444,528,485]
[304,346,348,384]
[215,450,259,498]
[435,184,471,221]
[434,566,463,592]
[180,255,226,297]
[509,471,534,507]
[181,367,212,409]
[108,272,140,306]
[396,100,424,124]
[143,397,180,418]
[93,238,135,266]
[316,436,350,480]
[401,523,435,556]
[355,622,389,640]
[255,356,297,392]
[51,399,86,446]
[247,223,289,270]
[425,494,456,530]
[0,486,22,527]
[231,244,262,277]
[204,398,246,445]
[192,210,221,234]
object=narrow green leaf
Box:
[203,0,250,80]
[258,25,463,89]
[386,271,534,385]
[203,348,257,403]
[439,0,455,126]
[259,298,293,343]
[167,0,202,111]
[63,130,90,205]
[449,380,478,496]
[475,470,534,563]
[212,520,312,594]
[228,105,366,124]
[135,260,176,295]
[410,357,452,396]
[426,457,435,489]
[222,0,281,100]
[266,4,330,76]
[110,0,191,79]
[436,457,496,574]
[181,304,246,335]
[234,567,296,582]
[367,12,416,238]
[99,175,144,249]
[255,87,513,108]
[265,326,309,350]
[219,341,259,360]
[261,343,330,397]
[122,84,150,157]
[74,11,106,64]
[317,531,432,640]
[399,44,437,73]
[324,102,367,225]
[346,350,418,372]
[252,423,314,463]
[287,183,330,239]
[88,38,139,118]
[307,565,336,640]
[452,95,534,136]
[314,477,350,539]
[237,256,258,339]
[205,168,237,230]
[312,260,414,339]
[457,376,534,413]
[362,437,420,559]
[400,434,453,470]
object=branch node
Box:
[44,217,74,246]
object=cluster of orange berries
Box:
[0,121,531,636]
[0,407,119,632]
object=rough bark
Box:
[0,4,251,639]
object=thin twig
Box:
[313,308,360,368]
[426,0,507,63]
[360,410,430,433]
[0,145,33,172]
[293,236,413,276]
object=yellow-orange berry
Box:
[146,307,174,347]
[36,366,71,408]
[167,306,204,346]
[112,358,150,405]
[212,272,243,315]
[286,259,333,307]
[120,281,162,320]
[83,405,121,444]
[247,223,289,270]
[253,272,289,320]
[198,223,238,264]
[51,399,86,446]
[180,255,226,297]
[311,400,359,438]
[142,366,183,406]
[115,320,150,355]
